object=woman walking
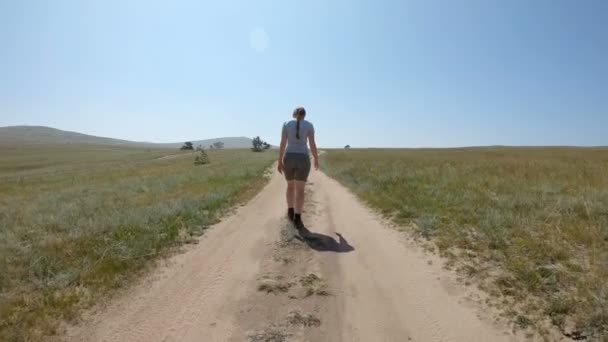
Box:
[277,106,319,230]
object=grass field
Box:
[0,144,275,341]
[321,147,608,339]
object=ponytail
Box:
[293,107,306,140]
[296,119,301,140]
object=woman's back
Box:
[284,119,314,154]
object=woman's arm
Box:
[277,127,288,174]
[308,130,319,170]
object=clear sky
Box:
[1,0,606,147]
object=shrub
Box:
[180,141,194,150]
[252,136,270,152]
[194,149,210,165]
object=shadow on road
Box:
[296,225,355,253]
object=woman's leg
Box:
[292,154,311,228]
[294,181,306,214]
[283,154,296,220]
[286,180,296,208]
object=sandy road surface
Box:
[67,168,522,342]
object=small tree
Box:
[196,144,203,151]
[251,136,269,152]
[212,141,224,149]
[345,145,351,149]
[194,148,210,165]
[181,141,194,150]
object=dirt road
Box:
[67,168,521,342]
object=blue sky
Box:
[1,0,606,147]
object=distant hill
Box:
[0,126,147,146]
[0,126,256,149]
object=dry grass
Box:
[286,310,321,327]
[321,147,608,339]
[247,325,291,342]
[0,144,275,341]
[257,276,294,294]
[300,274,330,297]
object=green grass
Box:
[321,147,608,339]
[0,144,275,341]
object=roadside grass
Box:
[0,144,275,341]
[321,147,608,339]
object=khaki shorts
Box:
[283,153,311,181]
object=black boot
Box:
[287,208,295,222]
[294,213,304,230]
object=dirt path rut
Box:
[67,168,521,342]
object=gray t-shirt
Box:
[283,119,314,154]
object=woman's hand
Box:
[277,161,284,174]
[314,158,320,170]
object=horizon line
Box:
[2,124,606,149]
